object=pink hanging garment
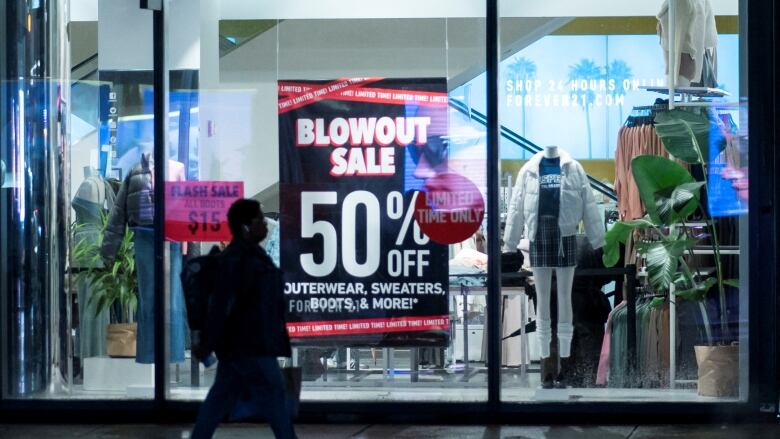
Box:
[596,300,627,385]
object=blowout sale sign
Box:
[278,78,450,347]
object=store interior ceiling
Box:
[67,15,576,205]
[67,5,738,204]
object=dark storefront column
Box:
[0,0,66,397]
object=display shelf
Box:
[692,245,740,255]
[640,85,730,98]
[668,253,739,389]
[672,221,709,228]
[671,101,742,108]
[638,267,715,279]
[502,267,628,281]
[634,45,742,389]
[313,267,640,387]
[453,285,529,380]
[639,85,730,110]
[83,357,154,392]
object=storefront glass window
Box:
[498,1,748,402]
[2,1,165,400]
[165,3,493,402]
[0,0,753,407]
[68,3,162,400]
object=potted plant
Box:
[72,213,138,357]
[602,108,739,397]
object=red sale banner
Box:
[279,78,450,347]
[286,316,450,337]
[164,181,244,242]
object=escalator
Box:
[68,19,615,202]
[71,54,100,143]
[69,20,100,141]
[68,20,274,142]
[448,98,617,201]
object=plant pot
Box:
[694,344,738,397]
[106,323,137,358]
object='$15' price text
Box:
[188,211,222,235]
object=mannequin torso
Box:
[538,148,562,219]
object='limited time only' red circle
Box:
[414,173,485,245]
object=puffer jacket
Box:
[101,153,154,260]
[503,150,605,253]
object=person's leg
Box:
[555,266,576,358]
[532,267,553,358]
[192,361,240,439]
[249,357,297,439]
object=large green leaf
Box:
[602,218,654,267]
[636,238,697,293]
[655,181,706,224]
[675,276,718,302]
[654,109,711,163]
[631,155,699,225]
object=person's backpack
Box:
[180,246,222,331]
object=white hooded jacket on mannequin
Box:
[502,150,605,252]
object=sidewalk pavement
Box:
[1,424,779,439]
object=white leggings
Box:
[532,266,575,359]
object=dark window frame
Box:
[1,0,778,424]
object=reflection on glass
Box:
[164,16,489,403]
[2,0,65,398]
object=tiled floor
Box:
[56,360,723,404]
[52,383,721,404]
[1,424,779,439]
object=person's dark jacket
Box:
[205,238,292,360]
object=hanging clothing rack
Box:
[629,102,670,113]
[623,101,671,128]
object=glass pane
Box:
[498,0,747,402]
[2,0,157,399]
[170,3,490,403]
[71,2,158,399]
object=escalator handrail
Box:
[449,98,617,202]
[72,53,97,74]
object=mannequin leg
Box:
[532,267,553,358]
[555,266,576,358]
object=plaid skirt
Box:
[530,215,577,267]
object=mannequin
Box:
[503,145,605,388]
[102,152,187,364]
[73,166,117,358]
[657,0,718,87]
